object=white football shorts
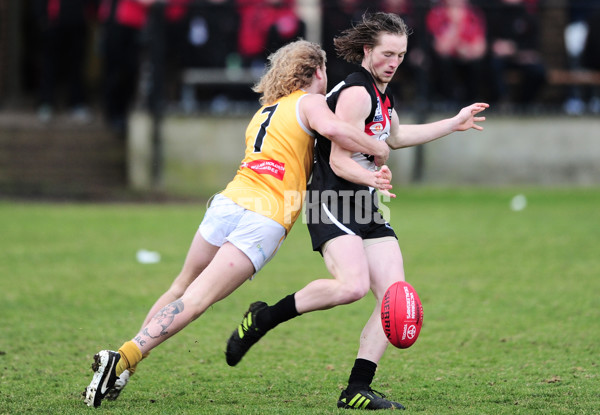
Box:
[199,194,286,273]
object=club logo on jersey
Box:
[370,123,384,135]
[241,159,285,180]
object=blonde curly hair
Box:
[253,39,326,106]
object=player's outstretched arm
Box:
[386,103,489,150]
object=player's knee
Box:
[339,280,370,303]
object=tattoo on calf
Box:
[143,299,185,339]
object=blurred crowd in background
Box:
[19,0,600,134]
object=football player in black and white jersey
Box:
[226,12,488,410]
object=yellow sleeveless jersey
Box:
[221,90,315,233]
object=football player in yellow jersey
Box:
[82,39,393,408]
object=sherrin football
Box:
[381,281,423,349]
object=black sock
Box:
[347,358,377,392]
[256,293,300,331]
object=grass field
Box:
[1,188,599,414]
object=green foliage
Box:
[1,188,599,414]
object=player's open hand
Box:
[375,165,396,199]
[454,102,489,132]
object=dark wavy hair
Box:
[334,12,410,65]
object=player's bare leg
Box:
[105,230,220,401]
[141,230,220,327]
[296,235,371,312]
[337,240,406,410]
[84,242,254,407]
[133,242,255,354]
[226,235,371,366]
[357,239,405,362]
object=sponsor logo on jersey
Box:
[241,159,285,180]
[373,99,383,122]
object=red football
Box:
[381,281,423,349]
